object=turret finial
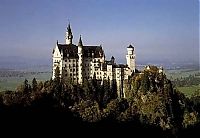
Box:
[78,35,83,46]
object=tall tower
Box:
[65,23,73,44]
[78,35,83,84]
[126,44,136,73]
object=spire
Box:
[67,23,72,35]
[78,35,83,46]
[65,22,73,44]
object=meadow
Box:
[165,68,200,98]
[0,69,51,91]
[0,67,199,98]
[177,85,200,98]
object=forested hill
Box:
[0,66,200,137]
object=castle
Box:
[52,24,136,98]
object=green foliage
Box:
[182,111,198,128]
[71,100,102,122]
[1,65,200,136]
[140,71,150,93]
[173,74,200,87]
[16,79,32,93]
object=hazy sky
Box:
[0,0,199,64]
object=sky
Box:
[0,0,199,66]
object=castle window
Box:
[69,64,71,68]
[73,60,75,62]
[73,69,75,72]
[70,69,72,72]
[65,60,67,62]
[69,59,71,62]
[70,73,72,76]
[73,64,75,67]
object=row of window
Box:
[64,64,77,68]
[64,63,100,68]
[65,59,76,62]
[54,60,60,63]
[64,58,102,63]
[64,73,123,80]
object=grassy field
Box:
[177,85,200,98]
[0,71,51,92]
[165,69,199,80]
[165,68,200,98]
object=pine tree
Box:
[32,78,38,91]
[23,79,29,93]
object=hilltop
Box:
[0,65,199,137]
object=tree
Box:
[23,79,31,93]
[140,71,150,93]
[32,78,38,91]
[37,81,43,91]
[54,66,60,81]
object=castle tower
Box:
[78,35,83,84]
[111,56,115,64]
[65,23,73,44]
[126,44,136,73]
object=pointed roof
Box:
[67,23,72,35]
[78,35,83,46]
[127,44,134,48]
